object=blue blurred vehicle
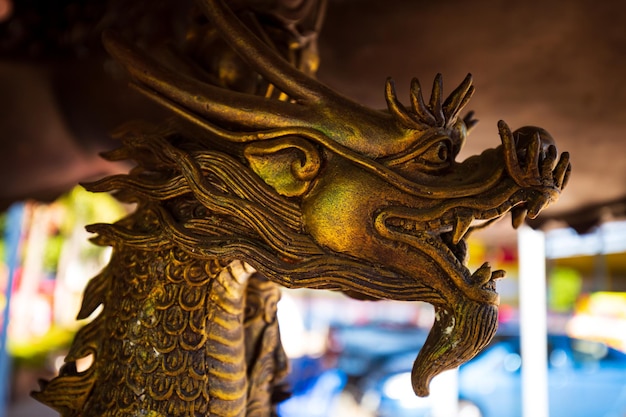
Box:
[362,334,626,417]
[277,355,347,417]
[327,323,428,385]
[278,323,428,417]
[460,334,626,417]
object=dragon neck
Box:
[33,202,288,416]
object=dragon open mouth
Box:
[439,229,503,293]
[382,213,504,302]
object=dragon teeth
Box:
[511,206,528,229]
[491,269,506,280]
[452,215,473,245]
[403,219,416,231]
[470,262,492,285]
[527,197,548,219]
[387,217,419,231]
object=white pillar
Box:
[517,226,549,417]
[430,368,459,417]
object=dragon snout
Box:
[499,121,571,190]
[497,121,571,228]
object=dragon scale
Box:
[33,124,297,416]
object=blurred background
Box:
[1,0,625,416]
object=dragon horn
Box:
[102,31,307,132]
[194,0,335,104]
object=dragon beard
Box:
[412,298,498,396]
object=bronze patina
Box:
[33,0,571,415]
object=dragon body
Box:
[33,0,571,415]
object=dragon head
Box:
[100,0,570,397]
[296,78,569,394]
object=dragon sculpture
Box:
[33,0,571,415]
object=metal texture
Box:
[32,0,570,415]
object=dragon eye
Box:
[421,141,451,165]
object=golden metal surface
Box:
[33,0,570,414]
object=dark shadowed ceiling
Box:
[1,0,625,235]
[316,0,626,233]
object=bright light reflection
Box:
[503,353,522,372]
[382,372,432,409]
[546,220,626,258]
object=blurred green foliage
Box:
[549,267,583,313]
[1,186,127,365]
